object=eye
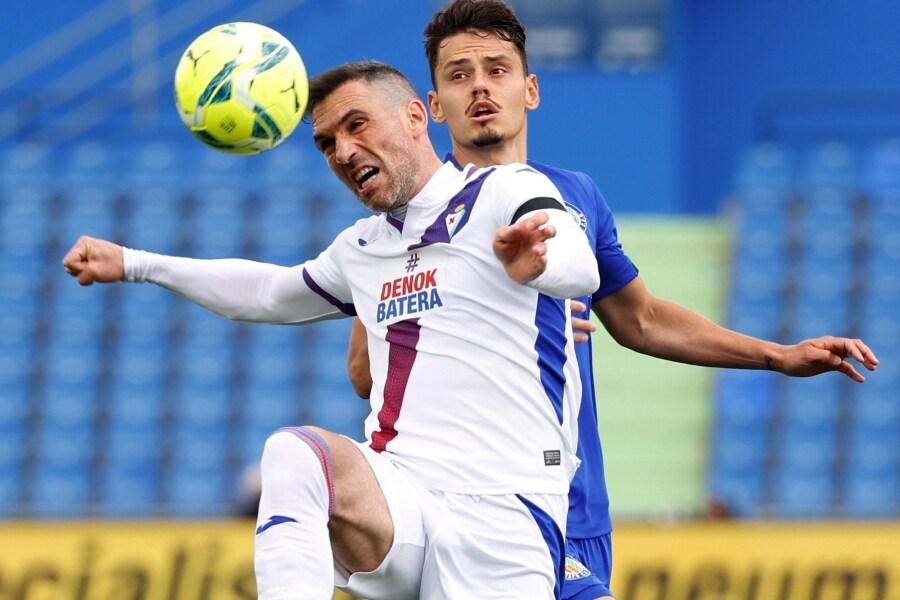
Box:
[316,138,334,155]
[491,66,508,76]
[348,118,366,132]
[450,71,467,81]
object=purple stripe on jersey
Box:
[534,294,567,424]
[370,318,421,453]
[302,267,357,316]
[408,168,494,250]
[386,213,404,232]
[277,426,336,516]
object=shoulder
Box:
[527,160,601,198]
[482,162,560,196]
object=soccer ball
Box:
[174,22,309,155]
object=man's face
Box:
[312,80,422,213]
[428,32,538,154]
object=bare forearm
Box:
[595,276,878,382]
[619,297,784,370]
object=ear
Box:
[427,90,446,124]
[407,98,431,135]
[525,73,540,111]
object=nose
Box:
[333,133,356,165]
[470,71,490,99]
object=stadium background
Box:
[0,0,898,598]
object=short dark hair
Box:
[306,60,419,119]
[424,0,528,88]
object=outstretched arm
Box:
[62,235,339,324]
[594,275,879,382]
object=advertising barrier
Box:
[0,521,897,599]
[613,522,900,600]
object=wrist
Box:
[762,346,785,373]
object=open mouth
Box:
[470,102,497,120]
[353,166,379,190]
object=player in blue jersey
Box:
[347,2,880,599]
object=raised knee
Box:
[261,427,331,472]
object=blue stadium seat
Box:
[125,186,186,254]
[168,444,229,517]
[243,384,303,430]
[841,470,898,518]
[861,139,900,192]
[106,415,166,461]
[30,464,93,518]
[772,466,834,519]
[254,143,315,188]
[781,378,843,430]
[727,292,784,341]
[0,143,54,190]
[56,186,119,244]
[0,343,35,398]
[187,146,250,192]
[0,424,26,498]
[714,370,776,430]
[251,186,308,264]
[50,281,113,324]
[306,391,366,439]
[797,200,856,259]
[192,187,247,258]
[0,466,22,516]
[0,186,53,250]
[125,141,188,189]
[799,142,859,191]
[99,464,160,517]
[708,467,765,518]
[118,283,177,322]
[60,141,122,190]
[734,143,795,193]
[846,427,898,479]
[856,316,900,359]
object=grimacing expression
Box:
[429,32,538,151]
[312,80,423,213]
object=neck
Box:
[452,139,527,169]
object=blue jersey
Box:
[446,155,638,537]
[530,160,638,538]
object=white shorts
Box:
[335,442,567,600]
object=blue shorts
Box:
[561,534,614,600]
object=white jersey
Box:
[304,162,585,494]
[124,161,599,495]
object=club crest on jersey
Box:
[377,253,444,323]
[445,205,466,238]
[564,202,587,232]
[564,556,593,581]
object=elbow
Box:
[347,347,373,399]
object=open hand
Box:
[782,336,879,382]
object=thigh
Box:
[333,440,428,600]
[421,492,567,600]
[562,534,615,600]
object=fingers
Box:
[835,359,865,383]
[572,317,596,335]
[571,299,587,314]
[824,337,879,371]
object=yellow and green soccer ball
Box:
[174,22,308,155]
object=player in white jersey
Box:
[62,61,599,599]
